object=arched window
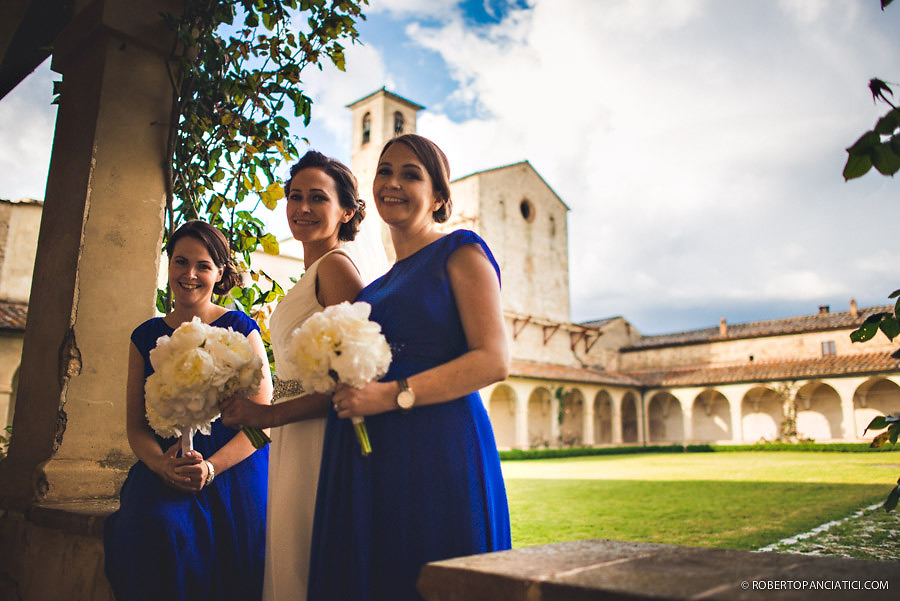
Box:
[362,112,371,145]
[520,198,535,223]
[393,111,405,136]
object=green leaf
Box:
[889,289,900,299]
[880,317,900,341]
[891,424,900,445]
[155,288,168,314]
[883,483,900,512]
[871,143,900,176]
[851,313,886,342]
[842,152,872,180]
[846,130,880,156]
[866,416,889,434]
[874,108,900,135]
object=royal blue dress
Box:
[308,230,512,601]
[104,311,269,601]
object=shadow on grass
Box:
[506,479,889,550]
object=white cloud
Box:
[366,0,458,19]
[0,60,56,201]
[394,0,900,330]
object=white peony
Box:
[288,301,392,394]
[286,301,390,456]
[144,316,263,442]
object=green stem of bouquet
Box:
[242,426,271,449]
[353,419,372,456]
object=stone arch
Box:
[621,391,639,443]
[487,384,517,450]
[594,390,613,445]
[691,389,731,442]
[527,387,553,448]
[647,391,683,443]
[796,381,842,441]
[559,388,584,446]
[853,378,900,440]
[741,386,780,442]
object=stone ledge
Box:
[417,539,900,600]
[26,498,118,538]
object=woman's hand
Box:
[332,381,397,419]
[150,442,206,493]
[220,395,274,429]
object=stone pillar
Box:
[582,387,595,446]
[670,389,698,444]
[0,0,178,508]
[550,396,560,445]
[825,377,867,441]
[610,389,623,444]
[718,383,754,443]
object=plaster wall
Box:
[0,201,41,302]
[452,164,570,323]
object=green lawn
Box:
[501,452,900,549]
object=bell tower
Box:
[347,87,425,207]
[347,88,425,261]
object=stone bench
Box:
[417,539,900,600]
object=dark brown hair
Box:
[166,220,241,295]
[379,134,452,223]
[284,150,365,241]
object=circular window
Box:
[520,199,535,222]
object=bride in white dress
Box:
[222,150,384,601]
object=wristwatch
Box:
[395,378,415,411]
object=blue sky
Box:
[3,0,900,335]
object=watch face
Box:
[397,389,415,409]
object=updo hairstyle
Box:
[284,150,365,241]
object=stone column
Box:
[610,389,623,444]
[0,0,178,508]
[550,396,560,445]
[825,376,867,441]
[720,383,754,443]
[582,386,596,446]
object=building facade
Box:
[346,89,900,449]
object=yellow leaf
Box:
[266,182,284,200]
[261,234,279,255]
[275,141,291,161]
[871,431,891,448]
[221,113,234,126]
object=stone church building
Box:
[339,88,900,450]
[3,88,900,450]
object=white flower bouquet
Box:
[144,316,270,452]
[288,301,392,456]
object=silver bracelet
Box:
[204,460,215,487]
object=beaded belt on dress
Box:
[272,375,304,402]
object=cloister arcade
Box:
[484,374,900,449]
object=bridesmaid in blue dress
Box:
[104,220,271,601]
[310,134,512,601]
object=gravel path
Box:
[759,503,900,561]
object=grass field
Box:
[501,452,900,550]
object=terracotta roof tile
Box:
[0,300,27,331]
[509,359,642,387]
[622,305,893,351]
[626,352,900,387]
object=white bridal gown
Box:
[264,247,358,601]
